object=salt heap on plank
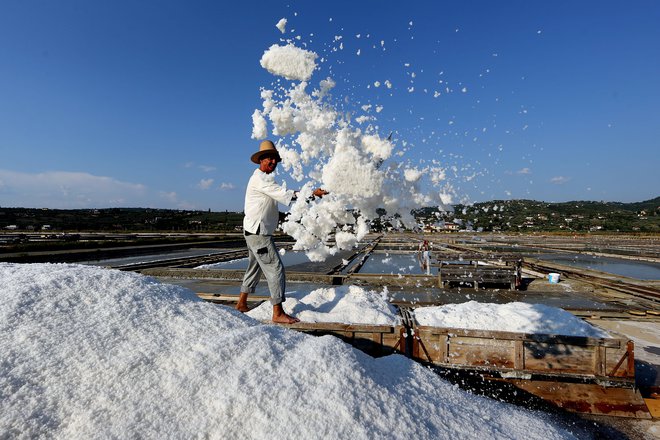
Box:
[252,36,453,262]
[414,301,609,338]
[247,285,399,325]
[1,263,584,439]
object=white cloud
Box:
[550,176,571,185]
[158,191,196,210]
[516,167,532,175]
[220,182,236,190]
[198,178,214,190]
[0,169,148,208]
[183,162,216,172]
[159,191,178,203]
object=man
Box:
[418,240,431,275]
[236,140,327,323]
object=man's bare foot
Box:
[272,303,300,324]
[272,313,300,324]
[236,292,250,313]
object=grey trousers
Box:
[241,234,286,305]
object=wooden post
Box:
[440,334,449,364]
[626,340,635,378]
[593,343,605,376]
[514,339,524,370]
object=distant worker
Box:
[418,240,431,275]
[236,140,327,323]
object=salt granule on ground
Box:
[246,285,400,325]
[1,263,587,439]
[414,301,610,338]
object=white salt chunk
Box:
[260,43,318,81]
[276,18,287,34]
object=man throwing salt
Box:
[236,140,327,323]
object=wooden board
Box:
[509,380,651,419]
[643,397,660,418]
[270,321,407,358]
[412,326,635,379]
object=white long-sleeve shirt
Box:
[243,169,294,235]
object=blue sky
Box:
[1,0,658,211]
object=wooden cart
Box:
[407,319,650,418]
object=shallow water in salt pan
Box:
[536,254,660,280]
[200,251,312,270]
[358,253,432,275]
[80,248,230,267]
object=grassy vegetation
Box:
[0,208,244,232]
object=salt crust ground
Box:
[1,263,595,439]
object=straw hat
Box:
[251,140,282,164]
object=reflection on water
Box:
[199,251,312,270]
[537,254,660,280]
[80,248,229,267]
[359,253,431,275]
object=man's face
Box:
[259,154,278,174]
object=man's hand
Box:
[313,188,329,198]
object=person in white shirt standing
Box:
[418,240,431,275]
[236,140,327,323]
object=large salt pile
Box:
[247,285,400,325]
[251,26,453,262]
[414,301,610,338]
[0,263,586,439]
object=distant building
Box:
[422,221,460,233]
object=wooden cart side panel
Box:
[273,322,406,357]
[414,325,634,379]
[605,341,635,378]
[446,336,517,369]
[414,332,448,363]
[414,326,621,347]
[523,342,597,374]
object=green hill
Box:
[418,197,660,233]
